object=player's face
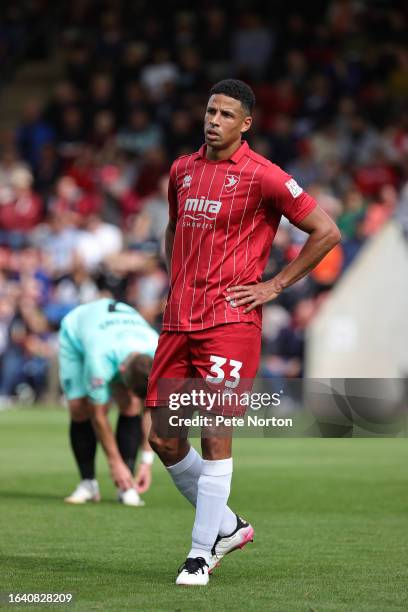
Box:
[204,94,252,150]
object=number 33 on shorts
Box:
[145,322,262,408]
[206,355,243,388]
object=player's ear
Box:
[241,115,252,134]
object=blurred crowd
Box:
[0,0,54,72]
[0,0,407,404]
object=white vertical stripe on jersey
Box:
[166,154,190,329]
[189,164,219,331]
[199,163,233,329]
[176,161,207,329]
[214,158,251,326]
[230,163,261,323]
[232,195,264,288]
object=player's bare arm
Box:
[111,380,153,493]
[90,403,134,490]
[226,206,341,313]
[135,409,153,493]
[164,218,177,273]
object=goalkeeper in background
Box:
[58,298,158,506]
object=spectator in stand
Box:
[65,44,93,92]
[74,213,122,273]
[65,145,98,195]
[231,12,275,80]
[16,99,55,169]
[0,293,15,400]
[120,81,148,124]
[117,107,163,156]
[98,161,140,226]
[338,114,380,167]
[0,167,42,248]
[165,110,200,159]
[261,298,316,379]
[34,143,62,201]
[267,114,298,169]
[0,144,30,190]
[140,48,179,101]
[33,211,80,278]
[11,247,51,305]
[141,174,169,246]
[118,42,148,89]
[286,139,323,188]
[49,175,100,223]
[44,80,81,139]
[353,148,399,198]
[133,145,169,198]
[56,107,86,160]
[86,73,118,123]
[88,110,116,151]
[337,187,366,239]
[0,275,54,403]
[360,184,397,237]
[178,47,206,94]
[95,9,124,66]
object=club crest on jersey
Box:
[224,174,240,192]
[182,174,192,189]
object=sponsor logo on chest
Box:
[184,197,222,217]
[179,192,222,230]
[181,196,222,229]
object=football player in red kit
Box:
[146,79,341,585]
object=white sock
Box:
[189,458,233,562]
[167,447,237,537]
[166,446,202,506]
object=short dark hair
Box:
[209,79,255,115]
[122,353,153,399]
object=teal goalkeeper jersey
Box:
[60,298,158,404]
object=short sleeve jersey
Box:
[162,141,317,332]
[61,299,158,403]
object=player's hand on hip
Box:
[226,280,282,313]
[135,463,152,494]
[110,460,135,490]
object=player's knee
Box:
[148,431,168,455]
[119,398,143,417]
[201,436,232,460]
[148,432,180,463]
[69,398,89,422]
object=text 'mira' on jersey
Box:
[162,141,317,332]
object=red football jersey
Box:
[162,140,316,332]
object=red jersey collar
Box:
[196,140,249,164]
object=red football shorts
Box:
[146,322,261,417]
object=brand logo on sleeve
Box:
[90,377,104,389]
[182,175,192,189]
[285,178,303,198]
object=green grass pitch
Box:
[0,407,407,611]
